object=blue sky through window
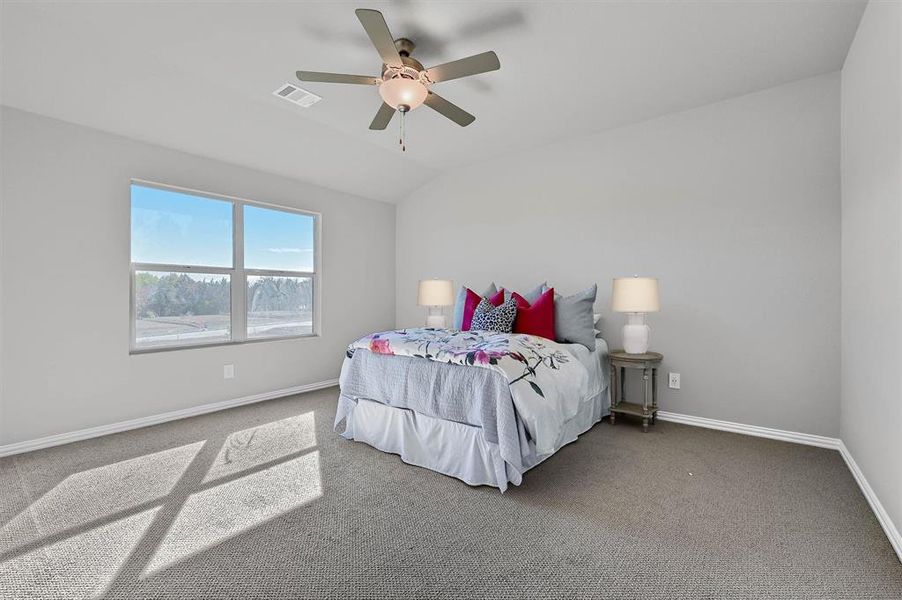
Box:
[244,205,314,272]
[131,184,314,272]
[131,184,233,267]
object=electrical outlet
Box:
[668,372,680,389]
[223,364,235,379]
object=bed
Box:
[334,327,610,492]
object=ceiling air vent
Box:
[272,83,322,108]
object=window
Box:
[130,181,318,351]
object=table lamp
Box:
[417,279,454,328]
[611,276,660,354]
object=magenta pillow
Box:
[461,288,505,330]
[511,287,555,340]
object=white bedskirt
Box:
[339,384,610,491]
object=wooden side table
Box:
[609,350,663,432]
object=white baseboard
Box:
[837,441,902,562]
[0,379,339,458]
[656,411,841,449]
[657,410,900,563]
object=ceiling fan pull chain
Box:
[399,108,407,152]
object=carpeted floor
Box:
[0,387,899,599]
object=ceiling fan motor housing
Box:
[380,39,429,83]
[382,62,429,84]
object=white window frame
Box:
[129,179,321,354]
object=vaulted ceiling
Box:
[1,1,866,202]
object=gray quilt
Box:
[335,349,531,473]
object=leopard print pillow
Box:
[470,297,518,333]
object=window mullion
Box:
[245,269,314,278]
[131,263,233,275]
[232,201,247,342]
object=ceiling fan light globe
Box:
[379,78,427,110]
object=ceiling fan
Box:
[296,8,501,150]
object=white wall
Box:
[840,0,902,539]
[0,107,396,445]
[396,73,841,437]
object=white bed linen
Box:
[565,340,608,404]
[342,384,609,489]
[340,340,610,490]
[345,328,591,457]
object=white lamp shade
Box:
[379,78,428,110]
[611,277,660,313]
[417,279,454,306]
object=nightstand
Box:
[609,350,663,432]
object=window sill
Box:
[129,333,320,355]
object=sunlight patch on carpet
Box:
[0,507,160,599]
[1,442,203,552]
[202,412,317,484]
[143,450,322,577]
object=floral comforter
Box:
[345,327,590,456]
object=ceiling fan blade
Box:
[425,51,500,83]
[369,102,396,130]
[296,71,379,85]
[355,8,403,68]
[424,91,476,127]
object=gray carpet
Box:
[1,387,899,600]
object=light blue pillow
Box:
[499,282,547,304]
[554,284,598,350]
[452,283,497,329]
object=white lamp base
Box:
[622,312,650,354]
[424,305,447,328]
[426,314,447,328]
